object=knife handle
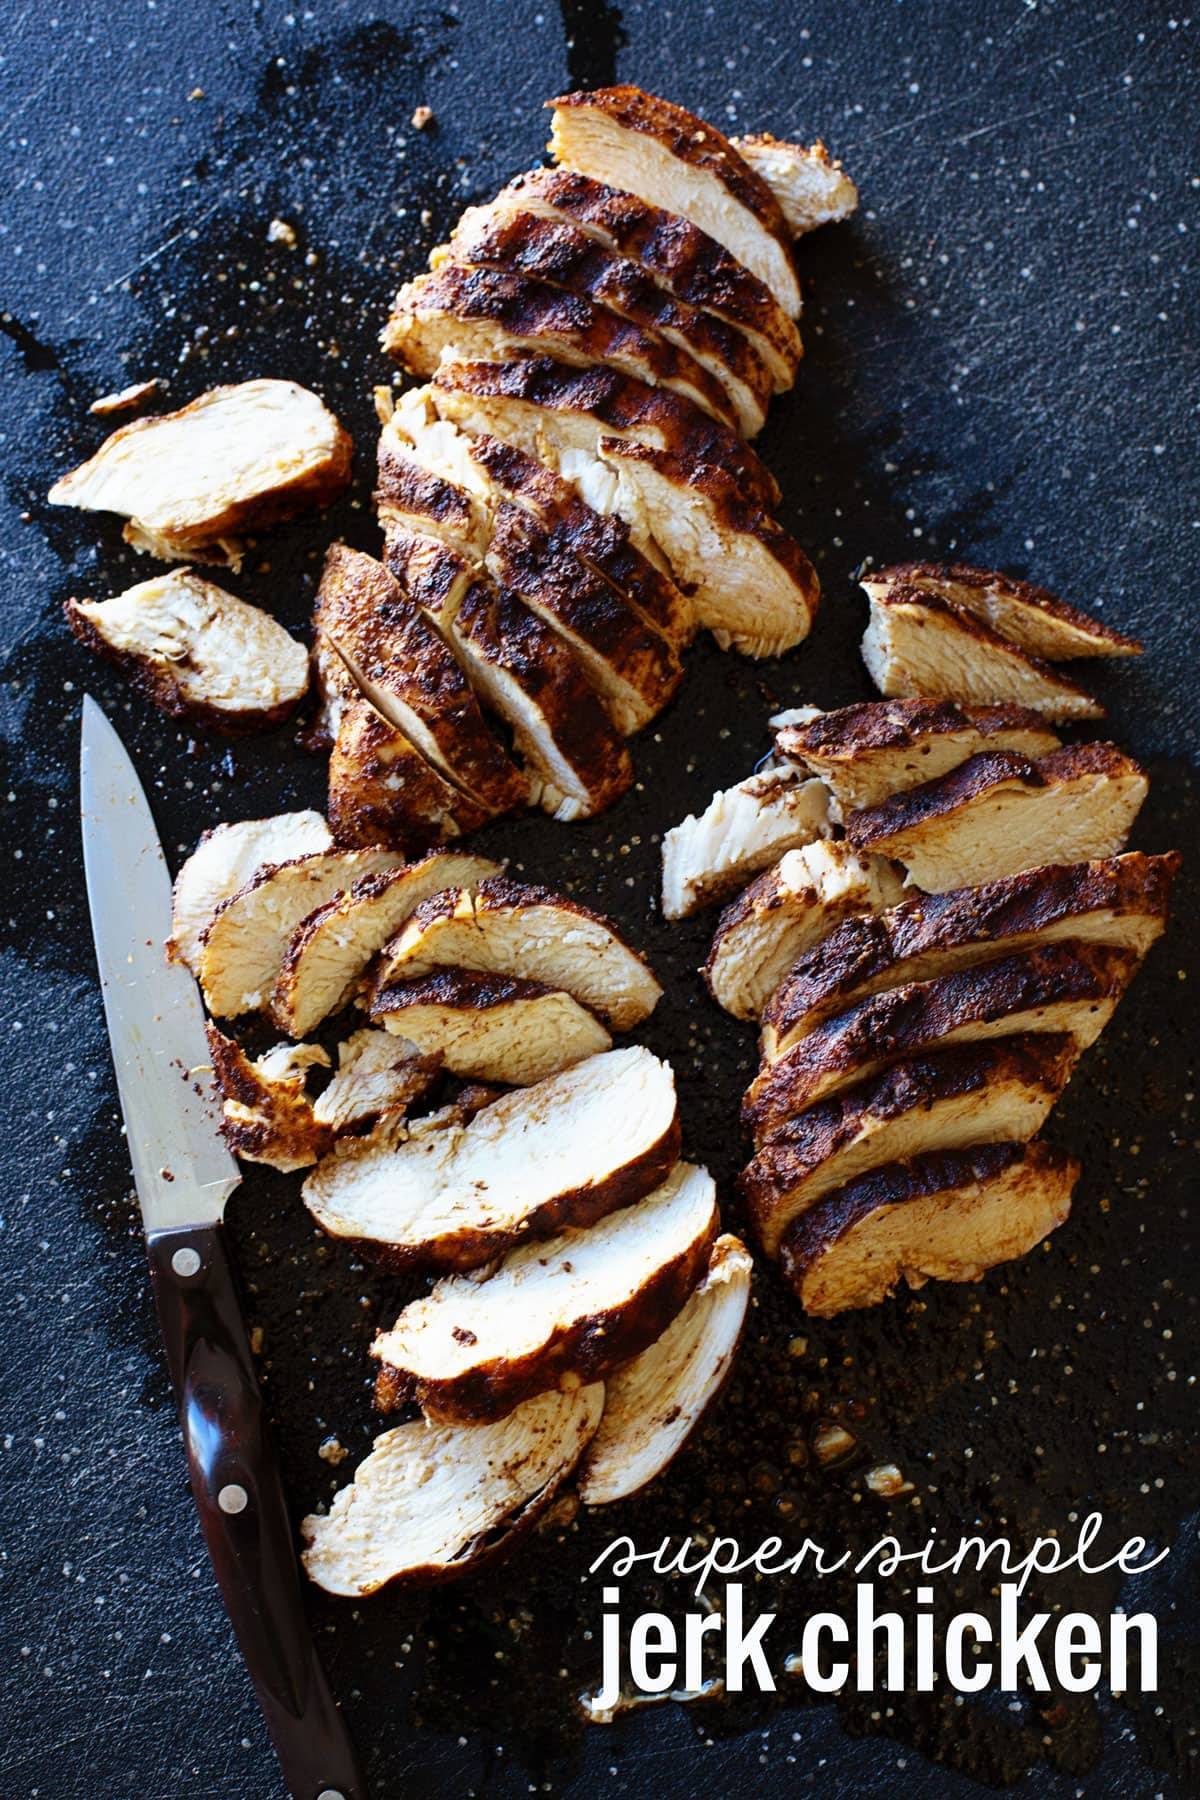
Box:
[147,1221,367,1800]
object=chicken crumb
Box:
[318,1435,350,1466]
[90,378,163,418]
[267,218,298,249]
[373,385,396,425]
[411,104,435,131]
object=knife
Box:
[80,695,366,1800]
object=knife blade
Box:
[80,696,366,1800]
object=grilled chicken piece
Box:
[548,88,802,318]
[206,1026,331,1171]
[862,588,1104,722]
[374,876,662,1030]
[765,851,1179,1051]
[662,766,832,919]
[773,698,1060,813]
[48,379,351,567]
[704,841,905,1021]
[578,1233,751,1505]
[327,696,495,852]
[440,200,773,434]
[741,1036,1078,1250]
[169,810,333,972]
[268,851,500,1038]
[302,1385,604,1596]
[311,1027,441,1132]
[303,1045,681,1271]
[731,134,859,236]
[314,543,525,818]
[385,264,739,431]
[845,743,1149,893]
[384,523,633,820]
[372,1160,718,1423]
[65,570,309,733]
[747,942,1138,1133]
[368,969,612,1085]
[780,1142,1078,1316]
[862,562,1143,661]
[196,846,407,1019]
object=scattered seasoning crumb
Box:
[89,378,163,417]
[811,1421,857,1466]
[267,218,298,248]
[187,86,205,101]
[411,104,435,131]
[864,1462,915,1498]
[248,1326,265,1356]
[318,1435,349,1466]
[373,384,395,425]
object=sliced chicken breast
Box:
[371,1159,718,1423]
[861,562,1143,661]
[206,1025,331,1172]
[368,968,612,1085]
[303,1045,681,1270]
[302,1385,604,1596]
[311,1027,441,1132]
[845,743,1149,893]
[861,588,1104,722]
[779,1142,1078,1316]
[373,875,662,1030]
[48,379,351,566]
[662,765,832,919]
[731,134,859,236]
[548,87,802,317]
[741,1035,1078,1250]
[169,810,333,972]
[578,1233,751,1506]
[326,695,496,852]
[704,840,905,1021]
[66,570,309,733]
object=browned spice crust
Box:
[866,559,1143,656]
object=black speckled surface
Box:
[1,3,1197,1796]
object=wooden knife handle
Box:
[147,1221,367,1800]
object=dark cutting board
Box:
[1,3,1197,1795]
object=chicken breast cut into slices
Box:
[844,743,1149,893]
[326,695,496,852]
[268,851,501,1037]
[65,570,309,733]
[704,841,905,1021]
[372,1159,718,1423]
[548,87,802,318]
[861,588,1104,722]
[765,850,1179,1051]
[439,200,773,435]
[385,265,740,432]
[169,810,333,972]
[577,1234,751,1506]
[861,562,1143,661]
[773,698,1061,813]
[497,167,802,390]
[48,379,351,567]
[206,1026,332,1172]
[383,523,633,821]
[741,1035,1079,1251]
[303,1045,681,1271]
[662,765,833,919]
[302,1385,604,1596]
[314,542,526,818]
[196,846,408,1019]
[779,1141,1079,1316]
[373,875,663,1030]
[311,1027,442,1132]
[368,969,612,1085]
[746,941,1138,1133]
[730,134,859,236]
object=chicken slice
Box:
[65,569,309,733]
[302,1385,604,1596]
[773,698,1060,813]
[268,850,500,1038]
[578,1233,751,1506]
[844,743,1148,893]
[373,875,663,1030]
[303,1045,681,1271]
[311,1027,441,1133]
[169,810,333,972]
[206,1026,331,1172]
[704,841,905,1021]
[861,588,1103,722]
[861,561,1142,661]
[741,1035,1078,1251]
[780,1142,1078,1316]
[48,379,351,567]
[548,87,802,317]
[372,1159,718,1423]
[326,696,495,852]
[731,134,859,236]
[662,765,832,919]
[368,969,611,1085]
